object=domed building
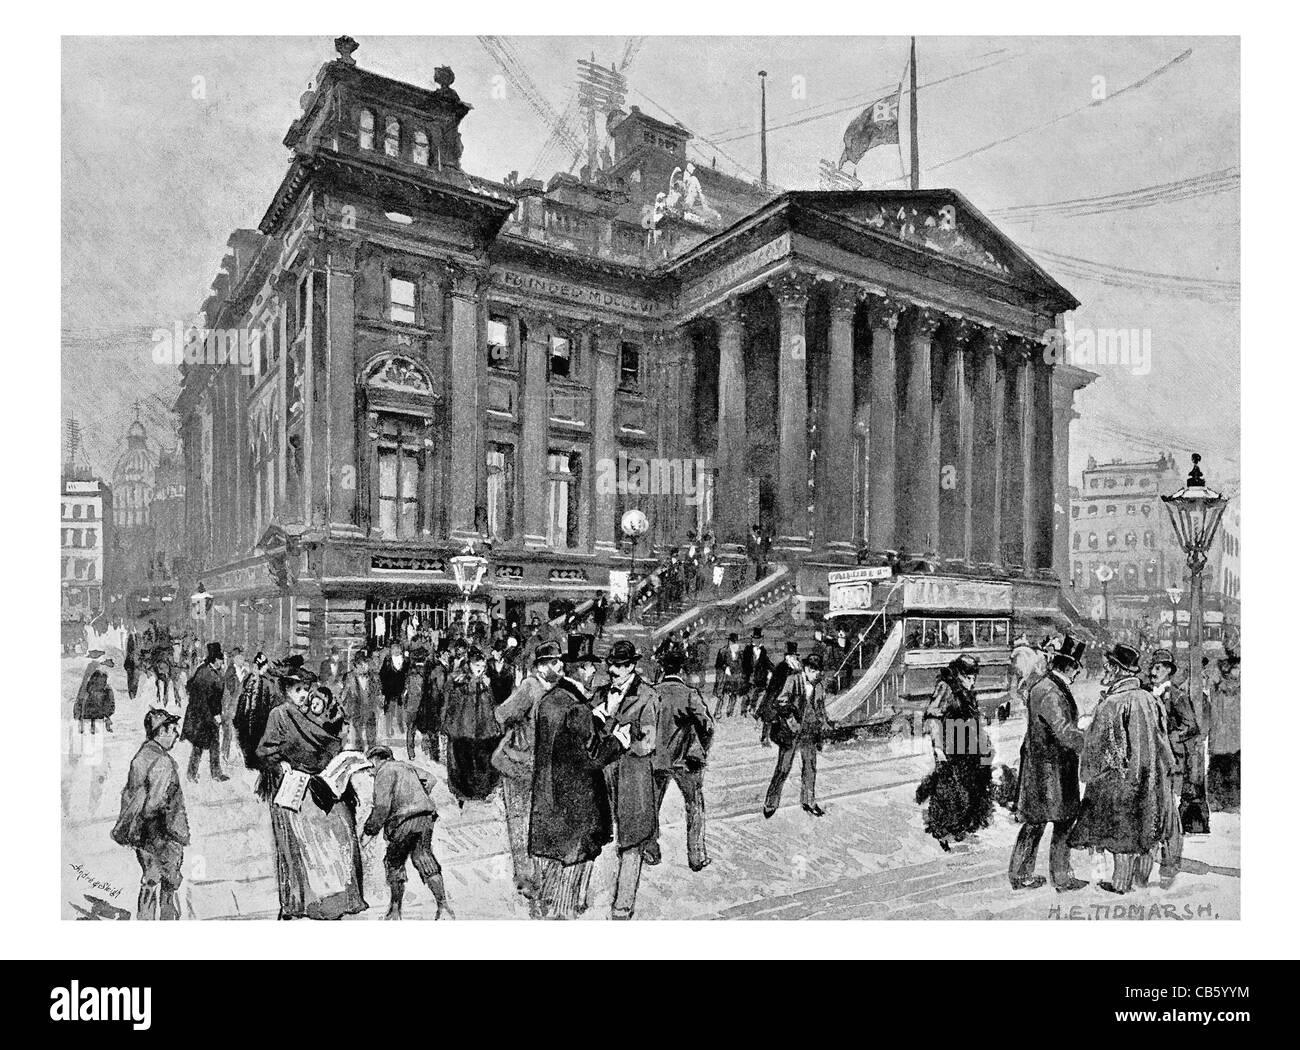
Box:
[112,418,157,529]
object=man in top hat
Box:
[740,627,773,718]
[180,642,229,783]
[592,639,661,919]
[1207,647,1240,812]
[1009,636,1089,891]
[763,651,830,818]
[529,644,620,919]
[642,644,714,871]
[758,641,802,745]
[111,708,190,920]
[1070,643,1176,893]
[342,649,382,751]
[1148,647,1198,884]
[713,632,746,718]
[493,639,567,902]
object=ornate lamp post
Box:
[450,542,488,630]
[621,508,650,623]
[1093,562,1114,633]
[1162,453,1229,827]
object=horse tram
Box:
[822,570,1016,736]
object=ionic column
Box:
[969,328,1005,568]
[866,296,904,554]
[901,307,943,558]
[939,317,977,567]
[448,265,484,542]
[1000,338,1030,570]
[519,310,549,549]
[712,297,748,550]
[820,281,859,556]
[771,271,814,555]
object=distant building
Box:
[1068,453,1239,644]
[110,416,157,604]
[61,464,113,620]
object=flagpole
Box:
[909,36,920,190]
[759,69,769,190]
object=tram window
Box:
[960,620,976,647]
[921,620,939,648]
[905,619,922,649]
[975,621,993,646]
[941,620,961,647]
[992,620,1010,646]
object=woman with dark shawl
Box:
[255,664,368,920]
[917,654,995,850]
[441,647,502,805]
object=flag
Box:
[839,88,901,168]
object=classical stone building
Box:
[177,38,1091,658]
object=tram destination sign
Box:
[903,577,1013,612]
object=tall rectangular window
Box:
[389,276,417,325]
[547,450,582,549]
[375,415,424,540]
[487,316,512,370]
[486,443,515,542]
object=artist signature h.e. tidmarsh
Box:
[1049,901,1220,920]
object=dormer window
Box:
[359,109,375,150]
[413,129,430,166]
[385,116,401,158]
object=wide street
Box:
[61,657,1239,921]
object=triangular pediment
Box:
[793,190,1076,305]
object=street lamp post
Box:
[450,542,489,631]
[1094,563,1115,634]
[621,508,650,623]
[1162,453,1229,829]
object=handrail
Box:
[650,564,791,645]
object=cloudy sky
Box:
[61,35,1239,490]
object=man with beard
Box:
[1070,643,1176,894]
[528,646,621,919]
[493,640,566,902]
[592,640,660,920]
[1009,638,1088,891]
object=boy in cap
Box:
[362,745,453,920]
[112,708,190,920]
[1148,648,1198,884]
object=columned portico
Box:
[939,317,977,569]
[970,327,1006,569]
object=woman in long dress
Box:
[255,666,367,920]
[441,647,501,805]
[917,654,994,850]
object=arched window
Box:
[358,109,375,150]
[413,129,430,165]
[1125,531,1137,549]
[1143,529,1155,548]
[1146,560,1158,581]
[385,116,401,157]
[1088,532,1098,550]
[1106,531,1117,548]
[1124,564,1138,586]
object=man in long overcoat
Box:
[713,633,746,718]
[528,649,622,919]
[592,639,660,920]
[1070,643,1176,894]
[1148,647,1198,882]
[643,646,714,871]
[180,642,229,783]
[1009,637,1088,891]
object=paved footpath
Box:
[60,660,1239,921]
